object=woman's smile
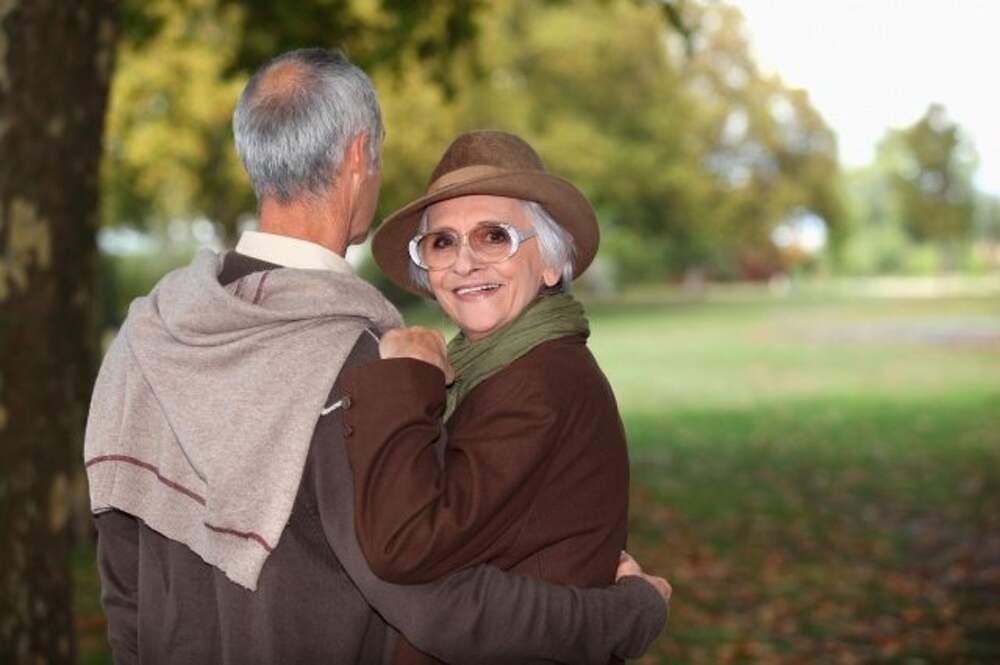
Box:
[453,282,502,298]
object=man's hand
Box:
[380,327,456,385]
[616,551,672,603]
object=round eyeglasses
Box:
[408,222,537,271]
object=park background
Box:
[2,1,998,663]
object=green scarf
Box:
[444,292,590,421]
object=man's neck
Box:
[258,197,350,256]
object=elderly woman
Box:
[340,130,666,664]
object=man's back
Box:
[95,253,391,664]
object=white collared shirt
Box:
[234,231,354,275]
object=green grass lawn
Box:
[585,290,1000,664]
[76,287,1000,664]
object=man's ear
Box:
[542,266,560,288]
[346,132,371,180]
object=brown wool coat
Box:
[342,335,631,664]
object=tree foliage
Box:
[106,0,486,242]
[102,0,846,286]
[373,0,845,282]
[881,104,977,244]
[840,104,983,274]
[104,0,250,239]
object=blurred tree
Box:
[680,2,845,278]
[0,2,117,664]
[509,1,709,281]
[840,166,911,274]
[377,0,843,282]
[105,0,487,244]
[976,193,1000,244]
[371,0,710,283]
[973,193,1000,269]
[105,0,840,286]
[464,0,844,281]
[217,0,483,96]
[104,0,250,242]
[881,104,977,247]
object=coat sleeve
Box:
[341,357,561,583]
[309,341,667,664]
[94,510,140,665]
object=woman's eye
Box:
[430,234,455,250]
[483,227,511,244]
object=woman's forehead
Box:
[427,194,527,229]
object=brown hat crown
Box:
[429,131,546,185]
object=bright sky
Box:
[731,0,1000,194]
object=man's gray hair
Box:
[233,48,384,203]
[408,200,577,294]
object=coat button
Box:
[343,424,354,437]
[341,395,353,410]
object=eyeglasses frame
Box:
[408,221,537,271]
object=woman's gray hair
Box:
[407,199,577,294]
[233,48,383,203]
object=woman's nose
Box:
[451,241,482,275]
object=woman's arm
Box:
[341,356,561,583]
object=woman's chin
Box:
[445,303,506,342]
[459,323,499,342]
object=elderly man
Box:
[85,48,668,664]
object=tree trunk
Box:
[0,1,117,663]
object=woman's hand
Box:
[616,551,672,603]
[379,327,456,385]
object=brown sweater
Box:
[94,252,666,665]
[342,336,632,664]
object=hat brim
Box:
[372,171,599,296]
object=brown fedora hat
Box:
[372,130,599,295]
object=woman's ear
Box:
[542,266,560,288]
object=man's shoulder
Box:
[217,250,282,285]
[340,327,382,374]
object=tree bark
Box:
[0,1,117,663]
